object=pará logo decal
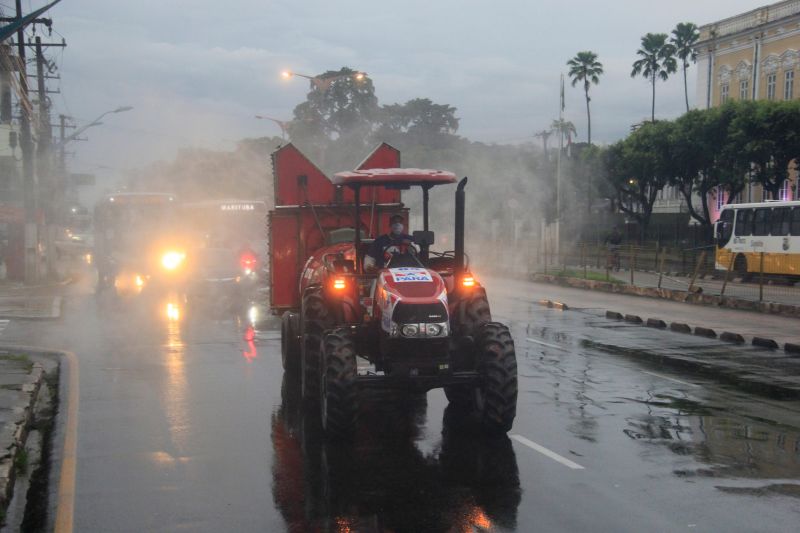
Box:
[390,267,433,283]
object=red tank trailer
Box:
[269,143,517,437]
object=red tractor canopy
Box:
[332,169,457,188]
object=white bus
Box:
[714,200,800,279]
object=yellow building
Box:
[696,0,800,205]
[697,0,800,108]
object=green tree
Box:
[730,100,800,199]
[607,121,674,239]
[669,108,729,227]
[287,67,379,170]
[567,51,603,144]
[631,33,677,122]
[375,98,459,148]
[670,22,700,113]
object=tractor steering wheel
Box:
[383,242,419,267]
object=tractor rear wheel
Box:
[301,289,333,402]
[320,329,359,438]
[475,322,517,433]
[281,311,300,374]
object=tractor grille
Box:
[393,302,447,324]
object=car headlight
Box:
[161,251,185,270]
[401,324,419,337]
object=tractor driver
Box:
[364,214,414,271]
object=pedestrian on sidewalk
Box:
[604,226,623,271]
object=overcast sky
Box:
[31,0,764,179]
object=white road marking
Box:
[510,434,585,470]
[0,319,8,336]
[640,370,697,387]
[525,337,569,351]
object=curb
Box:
[0,358,45,518]
[720,332,746,344]
[0,345,77,533]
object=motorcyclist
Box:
[365,214,414,271]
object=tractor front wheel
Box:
[475,322,518,433]
[320,329,359,438]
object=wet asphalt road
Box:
[1,276,799,532]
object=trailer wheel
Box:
[301,289,333,402]
[281,311,300,375]
[475,322,517,433]
[320,328,359,438]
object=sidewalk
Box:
[606,268,800,308]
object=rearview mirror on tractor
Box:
[413,230,435,247]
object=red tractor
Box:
[270,144,517,436]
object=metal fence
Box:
[539,242,800,307]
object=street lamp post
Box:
[254,115,289,141]
[57,106,133,179]
[281,70,366,91]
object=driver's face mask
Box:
[391,223,403,235]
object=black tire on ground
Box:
[281,311,300,374]
[445,292,491,403]
[301,289,333,402]
[460,291,492,338]
[734,254,751,282]
[476,322,517,433]
[320,328,359,438]
[444,385,472,406]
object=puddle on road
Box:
[517,309,800,500]
[270,375,522,531]
[622,391,800,495]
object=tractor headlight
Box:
[401,324,419,337]
[426,323,442,336]
[161,251,185,271]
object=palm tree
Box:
[550,119,577,153]
[567,51,603,144]
[631,33,677,122]
[670,22,700,113]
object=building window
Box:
[721,83,729,104]
[740,79,749,100]
[767,73,777,100]
[785,70,795,100]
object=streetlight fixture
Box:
[255,115,290,141]
[281,70,367,91]
[59,105,134,147]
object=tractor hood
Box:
[378,267,446,302]
[376,267,450,338]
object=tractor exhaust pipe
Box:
[454,177,467,277]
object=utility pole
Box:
[15,0,37,284]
